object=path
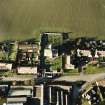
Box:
[55,73,105,82]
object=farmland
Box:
[0,0,105,40]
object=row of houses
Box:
[0,80,74,105]
[0,33,105,74]
[0,39,40,74]
[41,33,105,73]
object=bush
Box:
[51,56,62,70]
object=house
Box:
[96,50,105,57]
[2,75,34,86]
[0,63,12,70]
[77,49,105,58]
[77,49,92,57]
[44,44,58,59]
[17,40,40,74]
[77,49,101,58]
[18,44,39,63]
[45,81,73,105]
[44,49,53,59]
[17,52,38,74]
[18,39,40,62]
[6,86,33,105]
[7,96,27,105]
[17,66,37,74]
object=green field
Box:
[0,0,105,40]
[64,65,105,75]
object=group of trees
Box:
[48,35,63,47]
[8,42,18,61]
[45,56,62,72]
[0,41,18,62]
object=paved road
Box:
[55,73,105,82]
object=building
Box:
[44,44,58,59]
[0,63,12,71]
[33,85,44,105]
[44,48,53,59]
[17,40,40,74]
[77,49,105,58]
[2,75,33,86]
[96,50,105,57]
[77,49,92,57]
[7,96,27,105]
[17,66,37,74]
[7,86,33,105]
[44,81,73,105]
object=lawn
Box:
[63,65,105,75]
[0,0,105,40]
[85,65,105,74]
[64,69,79,75]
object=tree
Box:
[8,42,18,61]
[90,48,96,60]
[31,52,36,66]
[51,56,62,72]
[48,35,62,46]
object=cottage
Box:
[17,66,37,74]
[18,40,40,64]
[96,50,105,57]
[44,44,58,59]
[7,97,27,105]
[44,49,53,58]
[6,86,33,105]
[77,49,92,57]
[0,63,12,70]
[47,81,73,105]
[17,42,39,74]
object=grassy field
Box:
[64,66,105,75]
[0,0,105,40]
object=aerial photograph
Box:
[0,0,105,105]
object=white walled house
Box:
[44,49,53,59]
[17,67,37,74]
[44,44,53,58]
[77,49,92,57]
[0,63,12,70]
[77,49,99,58]
[96,50,105,57]
[7,86,33,105]
[77,49,105,58]
[7,97,26,105]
